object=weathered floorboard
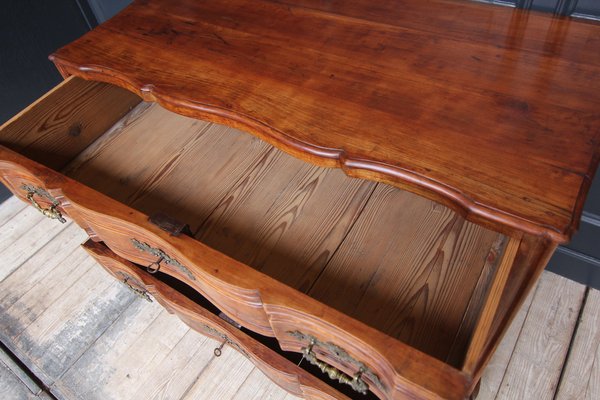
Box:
[494,272,586,400]
[556,288,600,400]
[180,345,256,400]
[0,196,25,228]
[0,207,68,282]
[476,281,536,400]
[0,347,52,400]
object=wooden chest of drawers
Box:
[1,1,598,399]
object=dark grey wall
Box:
[547,173,600,288]
[0,0,98,202]
[86,0,130,23]
[483,0,600,17]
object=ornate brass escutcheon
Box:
[130,239,195,280]
[288,331,385,395]
[199,323,247,357]
[21,184,66,223]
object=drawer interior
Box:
[1,79,506,370]
[61,101,506,368]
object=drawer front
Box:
[0,146,469,399]
[0,159,68,224]
[82,239,347,400]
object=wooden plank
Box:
[0,358,37,400]
[180,345,256,400]
[309,184,502,362]
[0,223,87,312]
[446,235,506,366]
[7,259,134,384]
[54,300,210,400]
[231,367,289,400]
[0,206,69,282]
[477,278,537,400]
[65,103,272,232]
[556,288,600,400]
[0,196,26,228]
[64,103,213,206]
[495,272,586,400]
[128,330,217,400]
[0,76,141,170]
[128,122,273,231]
[0,347,41,398]
[196,148,374,290]
[463,237,520,375]
[51,0,600,243]
[0,244,94,340]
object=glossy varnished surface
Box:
[50,0,600,242]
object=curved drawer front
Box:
[72,204,274,337]
[0,146,469,399]
[82,240,347,400]
[0,159,68,224]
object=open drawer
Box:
[0,76,554,399]
[81,239,348,400]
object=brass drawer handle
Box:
[117,272,153,302]
[22,185,66,223]
[289,331,385,395]
[302,339,368,395]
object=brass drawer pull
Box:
[302,339,368,394]
[21,185,66,223]
[289,331,384,395]
[117,272,153,303]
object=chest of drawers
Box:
[1,1,598,399]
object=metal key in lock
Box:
[214,340,226,357]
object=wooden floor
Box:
[0,195,598,400]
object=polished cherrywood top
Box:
[50,0,600,242]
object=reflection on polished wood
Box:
[0,0,598,398]
[51,0,600,242]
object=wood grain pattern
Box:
[446,235,507,367]
[0,206,69,282]
[469,235,558,383]
[56,102,503,376]
[195,148,375,291]
[0,76,140,170]
[0,146,469,399]
[463,237,520,376]
[556,288,600,400]
[50,0,600,242]
[82,239,348,400]
[308,184,502,364]
[66,103,273,231]
[0,196,26,227]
